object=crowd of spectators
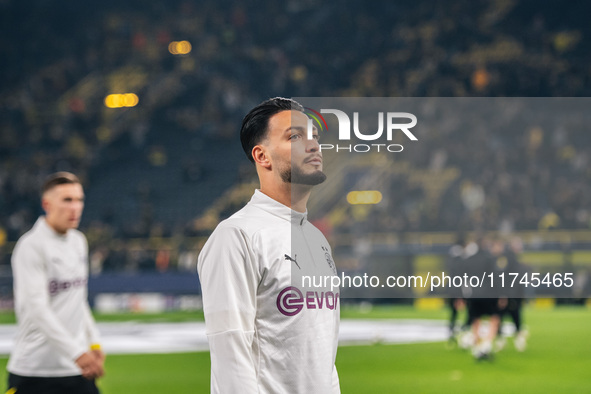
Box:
[326,98,591,238]
[1,0,591,272]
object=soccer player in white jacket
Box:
[7,172,105,394]
[198,98,340,393]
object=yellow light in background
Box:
[168,40,192,55]
[123,93,139,107]
[104,93,139,108]
[178,40,192,54]
[104,94,119,108]
[346,190,383,205]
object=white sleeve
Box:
[332,297,341,393]
[332,250,341,394]
[332,365,341,393]
[197,225,259,394]
[80,235,101,346]
[82,302,101,346]
[12,240,88,361]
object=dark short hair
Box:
[240,97,304,164]
[42,172,81,195]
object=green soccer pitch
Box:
[1,305,589,393]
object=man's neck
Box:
[44,217,68,235]
[259,183,311,213]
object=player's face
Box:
[43,183,85,234]
[266,110,326,186]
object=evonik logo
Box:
[276,286,339,316]
[304,108,418,153]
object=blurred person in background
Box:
[198,98,340,393]
[445,235,475,346]
[463,236,502,360]
[495,236,529,352]
[6,172,105,394]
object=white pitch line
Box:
[0,319,449,356]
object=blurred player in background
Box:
[198,98,340,393]
[445,235,473,345]
[464,236,502,360]
[7,172,105,394]
[495,236,529,351]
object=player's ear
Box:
[252,145,271,169]
[41,195,51,213]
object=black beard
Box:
[280,166,327,185]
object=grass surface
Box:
[336,307,591,393]
[0,305,589,393]
[0,310,204,325]
[0,303,450,324]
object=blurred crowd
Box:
[1,0,591,272]
[332,99,591,237]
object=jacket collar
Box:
[249,189,308,226]
[35,216,69,240]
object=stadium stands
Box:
[1,0,591,274]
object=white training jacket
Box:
[198,190,340,394]
[7,217,100,377]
